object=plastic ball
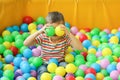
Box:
[85,78,92,80]
[30,29,37,34]
[0,44,6,54]
[20,62,31,73]
[20,23,28,32]
[100,58,110,69]
[0,61,3,69]
[65,22,70,29]
[103,77,112,80]
[10,46,18,56]
[87,54,97,63]
[11,31,20,39]
[36,17,46,24]
[32,48,41,57]
[3,35,13,42]
[40,72,52,80]
[66,46,73,53]
[110,70,119,80]
[32,57,43,68]
[5,54,14,63]
[0,36,3,44]
[2,30,11,37]
[65,63,77,73]
[65,53,74,63]
[66,76,75,80]
[15,39,24,48]
[113,47,120,57]
[101,69,109,76]
[53,75,64,80]
[107,64,116,74]
[45,25,55,36]
[6,27,14,32]
[37,24,43,30]
[55,25,65,36]
[75,76,84,80]
[88,48,96,54]
[85,68,96,75]
[23,16,33,24]
[79,33,88,42]
[110,36,119,44]
[117,62,120,72]
[79,64,88,71]
[47,63,57,73]
[3,70,14,80]
[29,46,36,50]
[103,28,110,34]
[13,57,22,67]
[59,62,67,67]
[28,23,37,31]
[111,29,118,34]
[23,73,31,79]
[102,48,112,56]
[48,58,58,65]
[12,25,20,31]
[23,48,32,59]
[96,73,104,80]
[70,26,78,35]
[90,28,100,36]
[85,73,96,80]
[55,67,66,76]
[0,77,10,80]
[92,40,100,47]
[27,77,36,80]
[3,41,11,49]
[91,63,101,72]
[75,69,85,77]
[22,32,30,40]
[3,64,14,71]
[3,50,13,57]
[20,46,28,53]
[30,70,37,77]
[82,40,91,49]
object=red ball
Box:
[19,30,23,34]
[10,46,18,56]
[85,78,92,80]
[79,34,88,42]
[85,68,96,75]
[23,16,33,24]
[84,28,91,32]
[118,57,120,62]
[66,76,75,80]
[81,52,88,60]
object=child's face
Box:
[50,21,64,27]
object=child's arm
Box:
[24,24,49,46]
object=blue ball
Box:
[0,70,3,77]
[20,63,31,73]
[82,40,91,49]
[23,73,31,79]
[85,73,96,80]
[14,66,18,72]
[108,34,114,39]
[16,54,23,57]
[6,27,14,32]
[13,57,22,67]
[5,54,14,63]
[48,58,58,65]
[20,23,28,32]
[116,32,120,39]
[88,45,97,50]
[91,63,101,72]
[23,48,32,59]
[65,22,70,29]
[30,64,37,71]
[20,61,29,68]
[12,25,20,31]
[0,61,3,69]
[107,64,116,73]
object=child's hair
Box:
[46,11,65,24]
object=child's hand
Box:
[60,24,70,35]
[38,23,51,33]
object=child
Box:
[24,11,83,79]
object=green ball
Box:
[33,21,38,25]
[22,32,30,40]
[3,70,14,80]
[86,61,93,67]
[104,77,112,80]
[15,39,23,48]
[75,69,85,77]
[0,44,6,54]
[45,25,55,36]
[28,57,35,64]
[74,59,86,66]
[100,37,108,43]
[3,50,13,57]
[15,35,24,41]
[0,77,10,80]
[3,35,13,42]
[51,73,56,78]
[36,17,46,25]
[98,56,104,60]
[87,54,97,63]
[99,31,107,37]
[11,31,20,39]
[20,46,28,53]
[0,36,4,44]
[113,47,120,57]
[118,75,120,80]
[90,27,100,36]
[32,57,43,68]
[75,55,84,60]
[105,55,114,63]
[101,69,108,76]
[74,50,81,55]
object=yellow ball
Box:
[3,64,14,71]
[28,77,36,80]
[28,23,37,31]
[75,76,84,80]
[102,48,112,56]
[92,40,100,47]
[3,41,11,49]
[65,63,77,73]
[80,29,86,34]
[86,34,91,40]
[11,42,15,46]
[66,46,73,53]
[88,48,96,54]
[47,63,57,73]
[83,48,87,52]
[75,35,79,39]
[55,67,66,76]
[2,30,11,37]
[30,29,37,34]
[111,29,118,34]
[65,53,74,63]
[110,36,119,44]
[96,73,104,80]
[55,25,65,36]
[96,60,100,64]
[112,56,118,62]
[41,72,52,80]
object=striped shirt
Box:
[35,33,71,61]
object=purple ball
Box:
[70,26,78,35]
[53,75,64,80]
[100,58,110,69]
[32,48,41,57]
[15,69,23,75]
[117,62,120,72]
[29,46,36,50]
[79,64,88,71]
[110,70,119,80]
[96,51,102,57]
[14,72,22,79]
[30,70,37,77]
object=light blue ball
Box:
[12,25,20,31]
[48,58,58,65]
[85,73,96,80]
[91,63,101,72]
[65,22,70,29]
[116,32,120,39]
[108,34,114,39]
[6,27,14,32]
[16,54,23,57]
[0,77,9,80]
[14,66,18,72]
[88,45,97,50]
[23,48,32,59]
[5,54,14,63]
[107,64,116,74]
[20,23,28,32]
[20,63,31,73]
[30,64,37,70]
[13,57,22,67]
[82,40,91,49]
[17,76,25,80]
[20,61,29,68]
[23,73,31,79]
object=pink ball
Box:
[118,27,120,31]
[96,51,102,57]
[30,70,37,77]
[103,28,110,34]
[100,59,110,69]
[76,32,82,37]
[70,26,78,35]
[53,75,64,80]
[117,62,120,72]
[32,48,41,57]
[37,46,41,51]
[79,64,88,71]
[110,70,119,80]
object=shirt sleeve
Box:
[66,35,72,46]
[35,34,42,45]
